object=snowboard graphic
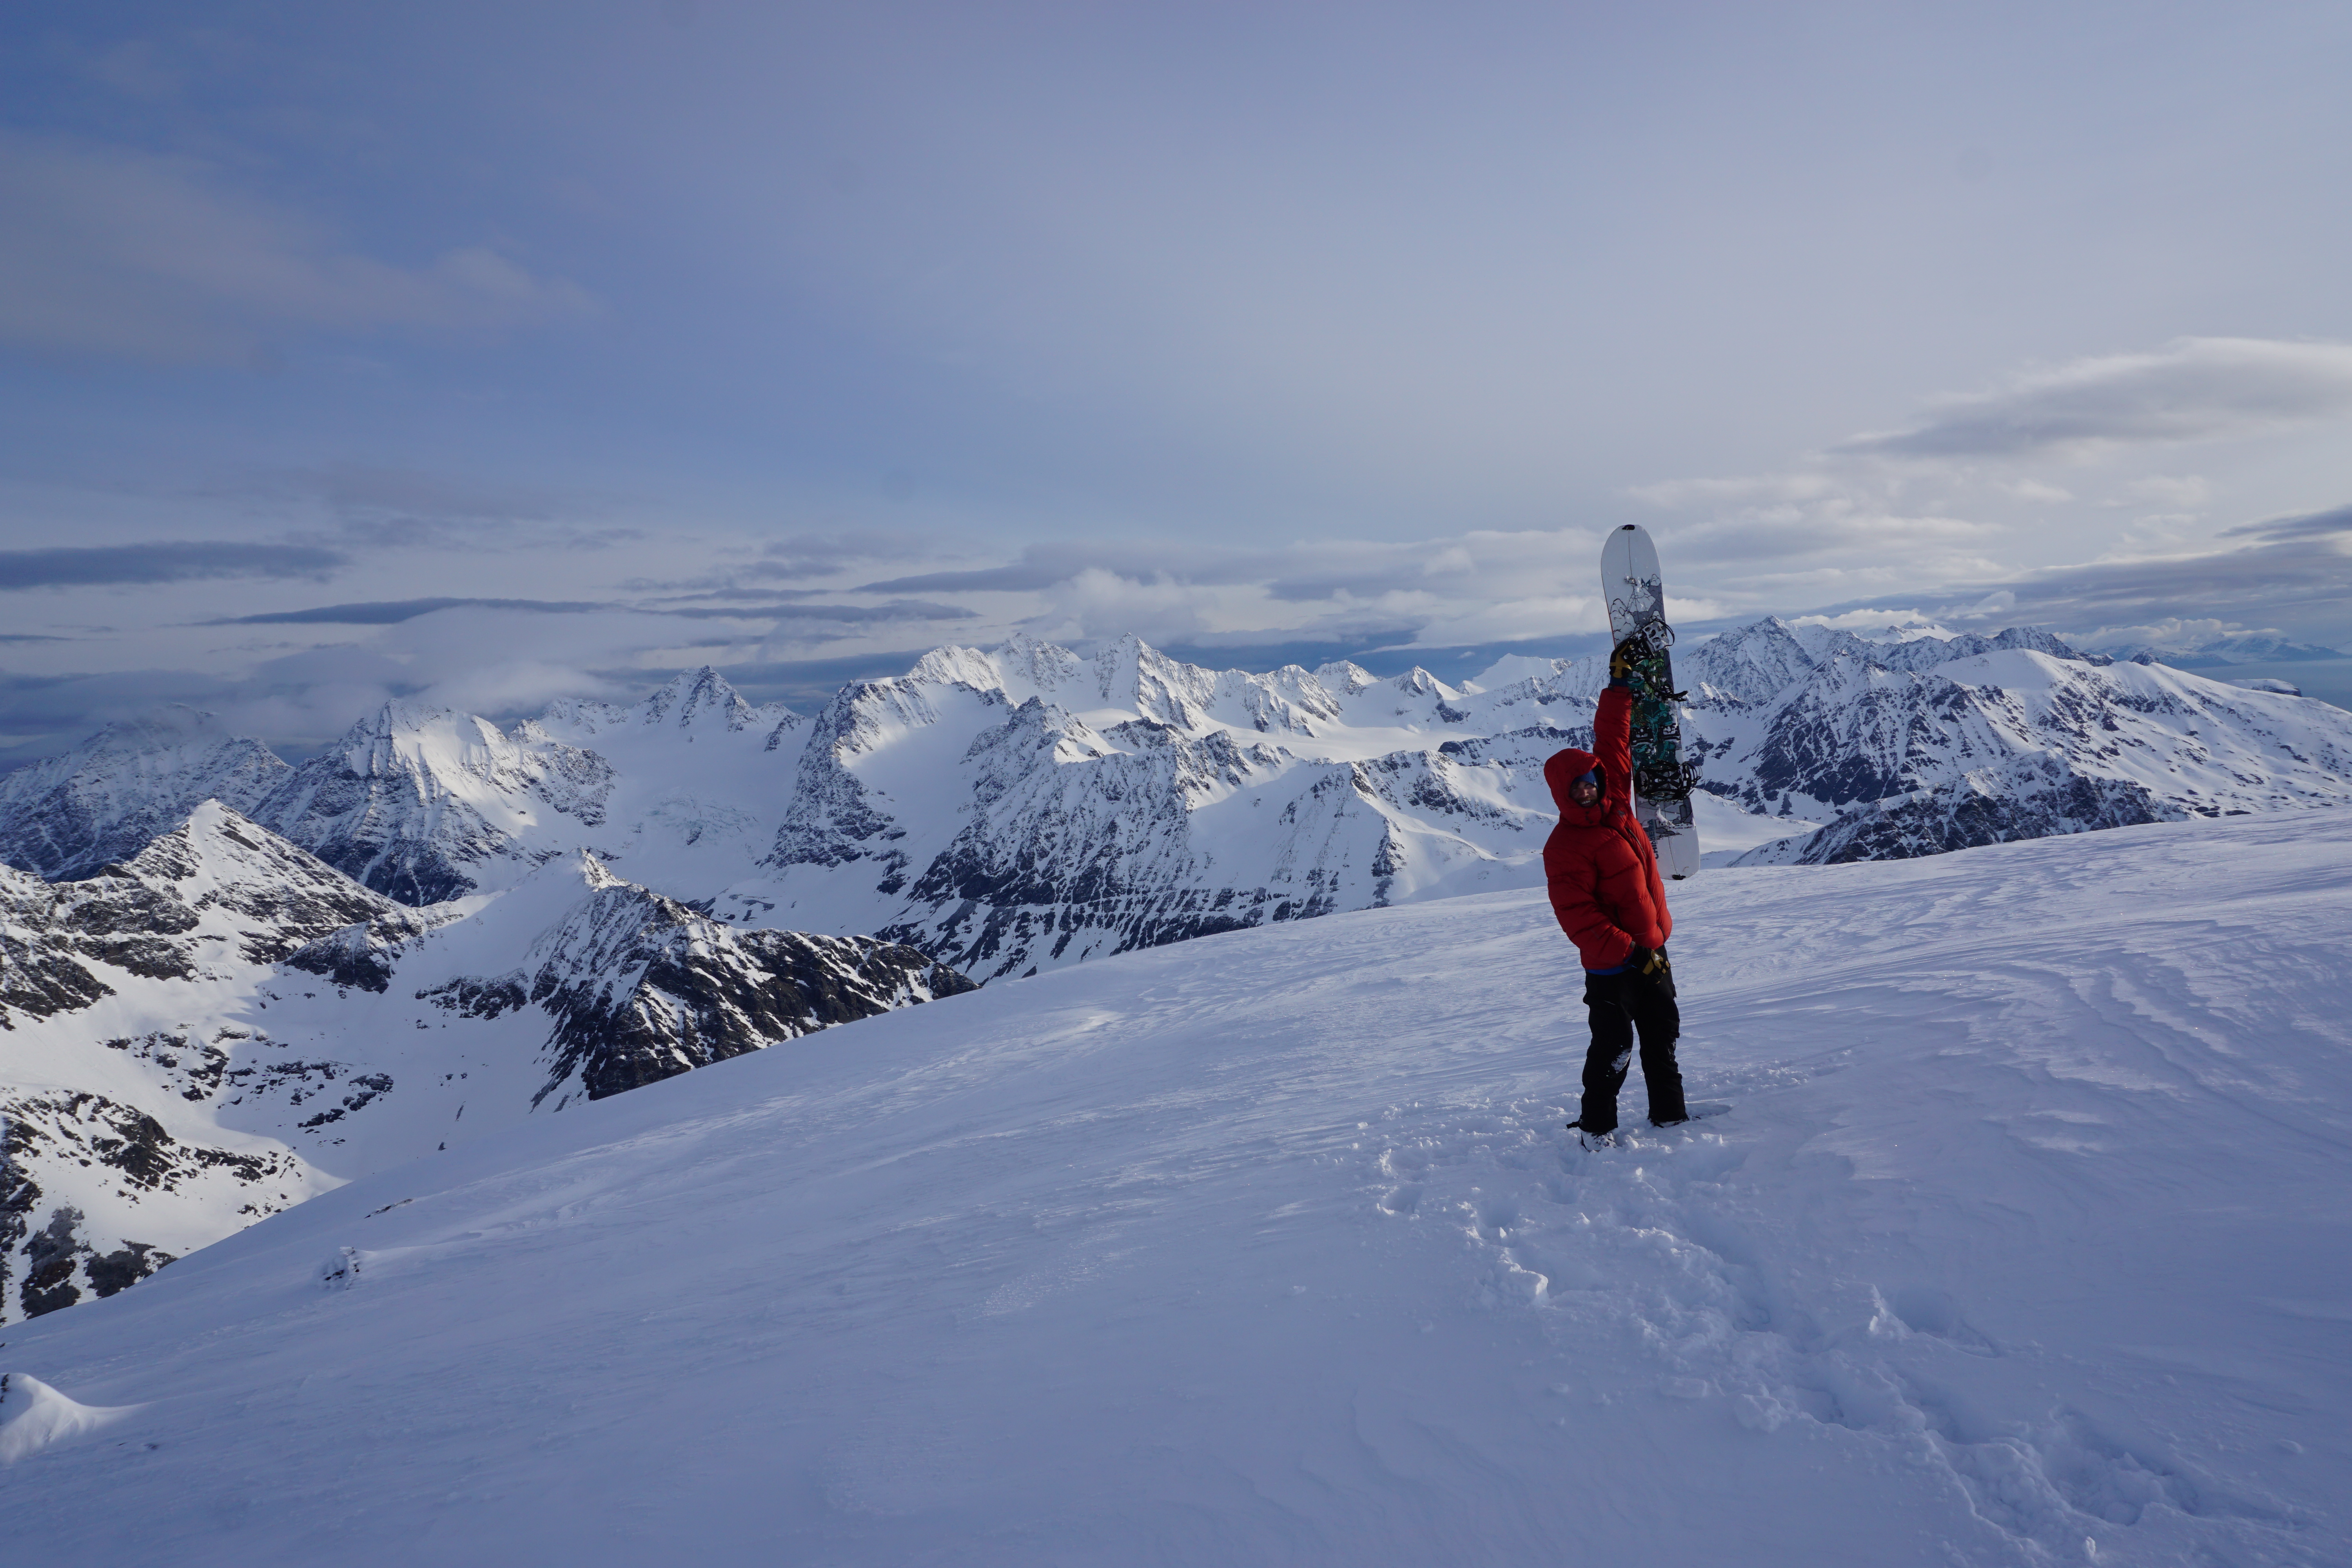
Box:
[1600,524,1701,880]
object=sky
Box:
[3,0,2350,765]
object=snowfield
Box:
[3,810,2348,1566]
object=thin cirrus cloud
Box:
[859,532,1611,605]
[1834,337,2352,461]
[211,597,610,626]
[206,595,979,628]
[2220,501,2352,543]
[1798,502,2352,646]
[0,541,347,590]
[0,131,596,362]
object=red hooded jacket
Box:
[1542,684,1672,970]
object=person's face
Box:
[1568,774,1601,807]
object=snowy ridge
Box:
[1681,622,2352,866]
[244,700,617,904]
[0,706,290,881]
[3,632,2349,979]
[1,802,416,1323]
[2098,630,2345,668]
[474,853,973,1109]
[2,811,2345,1563]
[0,808,970,1325]
[736,633,1598,978]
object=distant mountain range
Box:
[5,623,2350,1321]
[2094,631,2346,668]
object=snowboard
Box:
[1599,524,1701,880]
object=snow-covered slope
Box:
[3,811,2345,1565]
[0,707,290,881]
[1,802,420,1321]
[0,806,968,1325]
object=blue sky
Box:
[4,1,2350,761]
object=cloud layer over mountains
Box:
[3,7,2349,768]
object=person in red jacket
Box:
[1543,659,1687,1147]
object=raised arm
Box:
[1593,684,1634,817]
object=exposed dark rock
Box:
[283,905,454,993]
[419,975,530,1018]
[1789,767,2180,865]
[0,920,115,1027]
[22,1207,86,1318]
[88,1240,172,1298]
[3,1088,303,1322]
[523,878,975,1105]
[103,1033,229,1102]
[0,1116,36,1312]
[249,702,613,905]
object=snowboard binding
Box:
[1612,624,1698,803]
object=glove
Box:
[1628,944,1669,976]
[1609,639,1639,686]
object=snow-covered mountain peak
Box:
[0,706,291,881]
[66,704,251,759]
[116,797,318,887]
[572,848,628,891]
[636,666,766,732]
[1684,616,2107,709]
[1312,659,1382,696]
[1463,653,1573,693]
[1682,617,1819,706]
[329,701,517,780]
[244,702,617,905]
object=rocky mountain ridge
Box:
[1672,617,2352,866]
[7,630,2350,1319]
[6,632,2351,979]
[0,802,970,1325]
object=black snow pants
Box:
[1578,957,1685,1133]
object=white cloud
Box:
[0,132,597,361]
[1834,337,2352,461]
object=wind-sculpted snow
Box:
[2,812,2346,1564]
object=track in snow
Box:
[2,812,2347,1566]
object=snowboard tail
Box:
[1600,526,1700,880]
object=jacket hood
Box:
[1544,747,1603,814]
